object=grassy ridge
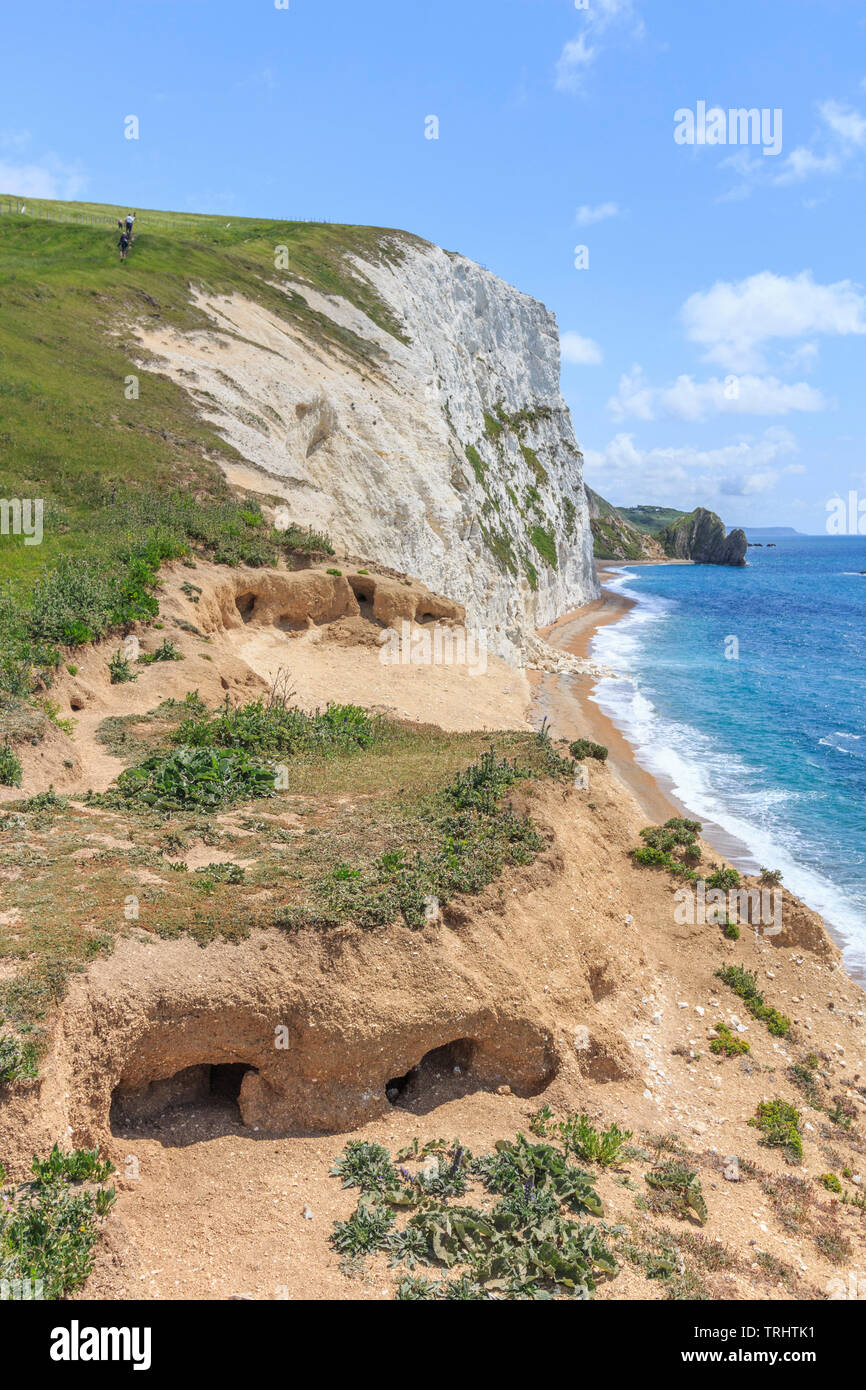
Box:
[0,198,419,697]
[0,201,415,593]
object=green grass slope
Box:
[616,505,687,535]
[0,196,421,701]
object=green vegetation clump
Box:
[820,1173,842,1193]
[644,1163,708,1225]
[630,817,702,879]
[0,1145,115,1298]
[277,738,574,931]
[479,523,518,577]
[550,1113,632,1167]
[194,862,246,886]
[329,1127,616,1299]
[520,444,549,486]
[111,746,277,811]
[138,638,183,664]
[569,738,608,763]
[715,964,792,1038]
[710,1023,750,1057]
[0,1032,38,1083]
[464,444,486,484]
[722,920,740,941]
[529,525,558,569]
[759,867,783,886]
[108,649,137,685]
[750,1099,803,1163]
[175,696,379,758]
[482,412,504,442]
[706,866,741,891]
[0,742,22,787]
[788,1055,824,1109]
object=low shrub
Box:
[112,746,277,811]
[631,818,702,877]
[715,964,792,1038]
[0,742,22,787]
[644,1162,708,1225]
[139,638,183,664]
[0,1145,115,1298]
[554,1114,632,1167]
[706,866,741,891]
[569,738,608,763]
[108,649,137,685]
[0,1032,38,1083]
[750,1099,803,1164]
[710,1023,750,1058]
[328,1129,617,1299]
[175,695,378,758]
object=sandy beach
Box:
[533,567,769,876]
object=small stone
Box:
[497,1085,511,1096]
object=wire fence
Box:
[0,199,122,226]
[0,199,336,233]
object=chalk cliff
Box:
[135,233,599,662]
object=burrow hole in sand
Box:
[235,593,257,623]
[386,1039,554,1113]
[110,1062,257,1141]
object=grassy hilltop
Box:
[0,195,416,692]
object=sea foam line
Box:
[590,569,866,979]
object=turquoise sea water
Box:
[590,537,866,978]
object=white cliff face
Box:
[135,235,598,663]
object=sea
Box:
[590,536,866,980]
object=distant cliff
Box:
[585,487,665,561]
[658,508,748,566]
[585,491,747,567]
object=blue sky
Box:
[3,0,866,530]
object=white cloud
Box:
[576,201,619,226]
[0,156,86,201]
[583,427,800,506]
[555,35,596,92]
[818,99,866,147]
[680,271,866,372]
[608,364,829,421]
[555,0,645,93]
[561,331,603,365]
[720,98,866,197]
[0,129,32,154]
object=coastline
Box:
[537,565,769,868]
[534,563,865,985]
[531,577,683,828]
